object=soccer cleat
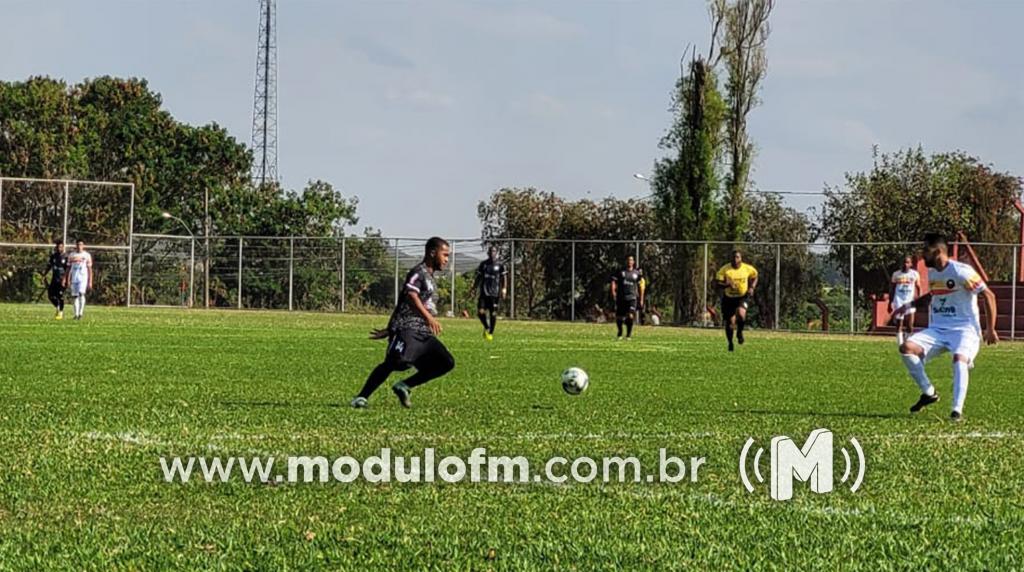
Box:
[350,396,368,409]
[485,332,494,341]
[909,392,940,413]
[482,330,488,339]
[728,341,734,352]
[737,331,744,345]
[392,382,412,408]
[950,410,963,423]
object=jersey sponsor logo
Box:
[931,297,957,316]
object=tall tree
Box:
[651,56,727,322]
[710,0,774,241]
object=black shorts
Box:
[385,329,453,372]
[616,299,637,318]
[722,295,749,321]
[478,295,500,312]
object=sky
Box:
[3,0,1022,238]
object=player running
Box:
[351,237,455,409]
[63,239,93,321]
[715,250,758,352]
[45,239,68,320]
[897,234,998,422]
[610,255,643,340]
[473,246,507,341]
[889,255,921,345]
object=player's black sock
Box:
[357,362,395,399]
[726,325,734,344]
[58,297,64,311]
[478,311,489,330]
[736,317,745,343]
[404,348,455,388]
[488,311,497,334]
[616,319,623,337]
[626,318,633,338]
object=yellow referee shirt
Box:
[716,263,758,298]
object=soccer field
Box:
[1,304,1022,569]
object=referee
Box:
[715,250,758,352]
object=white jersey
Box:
[890,269,919,304]
[67,251,92,284]
[925,260,986,332]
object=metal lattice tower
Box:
[251,0,278,185]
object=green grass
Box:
[1,304,1022,570]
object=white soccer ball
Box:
[561,367,589,395]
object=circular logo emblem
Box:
[946,279,955,289]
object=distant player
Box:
[715,250,758,352]
[610,255,643,340]
[889,255,920,345]
[898,234,998,422]
[63,239,93,321]
[45,239,68,320]
[351,237,455,409]
[473,246,507,341]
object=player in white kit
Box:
[63,239,94,320]
[897,234,998,422]
[889,256,920,345]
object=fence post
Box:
[189,236,196,308]
[288,236,294,311]
[702,242,709,320]
[635,241,640,266]
[510,239,516,319]
[570,240,576,322]
[126,184,135,307]
[849,244,855,333]
[393,238,400,306]
[450,240,456,316]
[62,181,69,245]
[0,177,4,239]
[340,236,346,313]
[1012,246,1018,340]
[774,243,781,330]
[237,238,243,309]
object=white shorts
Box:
[906,327,980,364]
[892,296,915,315]
[70,280,87,296]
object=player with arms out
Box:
[63,239,93,321]
[889,255,921,345]
[45,239,68,320]
[351,237,455,409]
[610,255,643,340]
[473,246,507,341]
[897,234,998,422]
[715,250,758,352]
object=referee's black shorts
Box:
[616,298,637,319]
[722,295,749,322]
[384,329,454,373]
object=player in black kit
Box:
[351,237,455,409]
[610,255,644,340]
[473,246,507,341]
[45,239,68,320]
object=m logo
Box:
[740,428,865,501]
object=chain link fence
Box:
[2,233,1020,339]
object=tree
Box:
[650,57,727,322]
[818,147,1022,297]
[710,0,774,242]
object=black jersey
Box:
[476,259,506,298]
[47,252,67,284]
[612,268,643,302]
[388,263,439,335]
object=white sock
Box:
[80,296,86,316]
[901,353,935,396]
[897,331,905,345]
[952,360,970,414]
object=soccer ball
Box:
[561,367,589,395]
